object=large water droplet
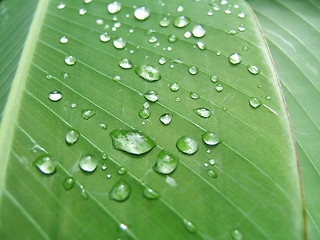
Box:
[113,37,126,49]
[65,129,80,145]
[139,108,151,119]
[231,229,243,240]
[153,150,179,174]
[247,65,260,75]
[110,129,156,155]
[48,91,62,102]
[64,56,77,65]
[81,109,96,120]
[63,177,75,190]
[207,169,218,178]
[135,65,161,81]
[100,32,111,42]
[173,16,190,28]
[110,180,131,202]
[108,1,121,14]
[144,90,159,102]
[249,97,261,108]
[176,136,198,155]
[183,219,197,233]
[142,184,160,199]
[119,58,133,69]
[228,53,241,64]
[33,155,56,175]
[202,132,220,146]
[159,17,170,27]
[192,25,206,38]
[79,155,98,172]
[169,82,180,92]
[134,6,150,20]
[194,108,212,118]
[159,113,172,125]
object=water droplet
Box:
[231,229,243,240]
[79,155,98,173]
[135,65,161,81]
[249,97,261,108]
[247,65,260,75]
[34,155,56,175]
[203,162,209,167]
[110,180,131,202]
[142,184,160,199]
[169,83,180,92]
[144,90,159,102]
[192,25,206,38]
[148,36,158,43]
[65,129,80,145]
[153,150,179,174]
[113,75,121,81]
[71,103,77,108]
[173,16,190,28]
[46,74,53,80]
[143,102,150,109]
[134,6,150,20]
[48,91,62,102]
[110,129,156,155]
[183,219,197,233]
[79,8,87,15]
[242,46,249,51]
[100,32,111,42]
[158,57,166,65]
[207,169,217,178]
[139,108,151,119]
[63,177,75,190]
[216,51,221,56]
[60,36,68,44]
[188,66,198,75]
[101,163,108,170]
[102,153,108,160]
[225,9,232,14]
[184,31,192,39]
[98,123,108,130]
[194,108,212,118]
[221,0,229,5]
[64,56,77,66]
[176,136,198,155]
[160,113,172,125]
[196,42,206,50]
[215,84,224,92]
[209,159,216,165]
[84,0,92,3]
[227,29,237,35]
[177,6,184,12]
[228,53,241,64]
[62,72,70,79]
[266,96,272,100]
[81,109,96,120]
[106,173,112,179]
[168,34,178,43]
[113,37,126,49]
[189,92,200,99]
[159,17,170,27]
[202,132,220,145]
[108,1,121,14]
[118,58,133,69]
[238,24,246,32]
[117,167,127,175]
[207,10,214,16]
[211,75,218,83]
[57,2,66,9]
[238,12,246,19]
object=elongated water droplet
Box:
[63,177,75,190]
[134,6,150,20]
[207,169,217,178]
[110,180,131,202]
[209,159,216,165]
[215,84,224,92]
[249,97,261,108]
[65,56,77,65]
[84,0,92,3]
[160,17,170,27]
[229,53,241,64]
[192,25,206,38]
[81,109,96,120]
[160,113,172,125]
[144,90,159,102]
[189,92,200,99]
[194,108,212,118]
[65,129,80,145]
[188,66,198,75]
[247,65,260,75]
[48,91,62,102]
[142,184,160,199]
[79,155,98,172]
[60,36,68,44]
[183,219,197,233]
[113,37,126,49]
[135,65,161,81]
[113,75,121,81]
[202,132,220,145]
[139,108,151,119]
[197,41,206,50]
[153,150,179,174]
[100,32,111,42]
[108,1,121,14]
[119,58,133,69]
[173,16,190,28]
[169,82,180,92]
[227,29,237,35]
[110,129,156,155]
[176,136,198,155]
[79,186,89,200]
[168,34,178,43]
[34,155,56,175]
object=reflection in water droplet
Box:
[139,108,151,119]
[65,129,80,145]
[153,150,179,174]
[207,169,218,178]
[202,132,220,146]
[192,25,206,38]
[176,136,198,155]
[231,229,243,240]
[135,65,161,81]
[194,108,212,118]
[79,154,98,172]
[183,219,197,233]
[160,113,172,125]
[247,65,260,75]
[216,84,224,92]
[63,177,75,190]
[81,109,96,120]
[48,91,62,102]
[143,184,160,199]
[119,58,133,69]
[144,90,159,102]
[169,82,180,92]
[110,180,131,202]
[188,66,198,75]
[64,56,77,65]
[173,16,190,28]
[228,53,241,64]
[249,97,261,108]
[33,155,56,175]
[60,36,68,44]
[113,37,126,49]
[117,167,127,175]
[168,34,178,43]
[160,17,170,27]
[134,6,150,20]
[110,129,156,155]
[108,1,121,14]
[189,92,200,100]
[100,32,111,42]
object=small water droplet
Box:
[215,84,224,92]
[242,46,249,51]
[118,58,133,69]
[100,32,111,42]
[249,97,261,108]
[238,12,246,19]
[231,229,243,240]
[166,35,177,43]
[96,19,104,25]
[158,57,166,65]
[84,0,92,3]
[173,16,190,28]
[48,91,62,102]
[60,36,68,44]
[65,129,80,145]
[63,177,75,190]
[247,65,260,75]
[160,113,172,125]
[108,1,121,14]
[144,90,159,102]
[98,123,108,130]
[203,162,209,167]
[113,75,121,81]
[183,219,197,233]
[79,154,98,172]
[153,150,179,174]
[159,17,170,27]
[101,163,108,170]
[110,180,131,202]
[135,65,161,81]
[176,136,198,155]
[80,185,89,200]
[184,31,192,39]
[57,2,66,9]
[79,8,87,15]
[228,53,241,64]
[102,153,108,160]
[202,132,220,145]
[188,66,198,75]
[192,25,206,38]
[64,56,77,66]
[62,72,70,79]
[148,36,158,43]
[134,6,150,20]
[266,96,272,100]
[177,6,184,12]
[227,29,237,35]
[106,173,112,179]
[207,10,214,15]
[139,108,151,119]
[209,159,216,165]
[46,74,53,80]
[189,92,200,100]
[71,103,77,108]
[117,166,127,175]
[196,41,206,50]
[207,169,217,178]
[143,102,150,109]
[238,24,246,32]
[33,155,56,175]
[113,37,126,49]
[142,184,160,199]
[225,9,232,14]
[110,129,156,155]
[169,82,180,92]
[194,108,212,118]
[211,75,218,83]
[81,109,96,120]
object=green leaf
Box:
[0,0,305,239]
[247,0,320,238]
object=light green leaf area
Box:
[247,0,320,239]
[0,0,304,239]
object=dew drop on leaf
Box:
[148,36,158,43]
[135,65,161,81]
[238,24,246,32]
[159,17,170,27]
[215,84,224,92]
[142,184,160,199]
[188,66,198,75]
[194,108,212,118]
[158,57,166,65]
[107,1,121,14]
[228,53,241,64]
[192,25,206,38]
[168,34,178,43]
[65,129,80,145]
[57,2,66,9]
[80,186,89,200]
[109,129,156,155]
[48,91,62,102]
[173,16,190,28]
[209,159,216,166]
[60,36,68,44]
[134,6,150,20]
[34,155,57,175]
[153,150,179,174]
[46,74,53,80]
[63,177,75,190]
[159,113,172,125]
[113,37,126,49]
[247,65,260,75]
[238,11,246,19]
[101,163,108,170]
[184,31,192,39]
[231,229,243,240]
[102,153,108,160]
[119,58,133,69]
[143,102,150,109]
[81,109,96,120]
[110,180,131,202]
[139,108,151,119]
[144,90,159,102]
[79,8,87,15]
[117,167,127,175]
[100,32,111,42]
[169,82,180,92]
[176,136,198,155]
[202,132,220,146]
[189,92,200,100]
[98,123,108,130]
[211,75,218,83]
[196,41,206,50]
[183,219,197,233]
[207,169,218,178]
[249,97,261,108]
[79,154,98,173]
